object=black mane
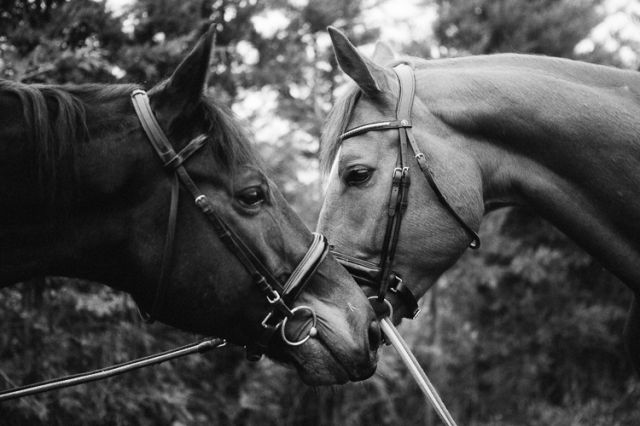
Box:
[199,91,263,176]
[0,80,138,202]
[0,79,261,203]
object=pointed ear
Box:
[372,41,395,65]
[328,26,389,97]
[152,25,215,115]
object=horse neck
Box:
[416,55,640,290]
[0,82,142,287]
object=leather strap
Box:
[406,133,481,249]
[340,120,410,140]
[131,90,208,168]
[246,233,329,360]
[142,173,179,321]
[131,90,208,322]
[337,63,480,316]
[377,64,415,301]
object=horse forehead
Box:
[339,135,396,175]
[349,97,393,127]
[325,145,342,190]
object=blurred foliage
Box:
[432,0,603,57]
[0,0,125,82]
[1,0,639,424]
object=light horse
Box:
[0,27,381,386]
[318,27,640,374]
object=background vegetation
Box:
[1,0,639,424]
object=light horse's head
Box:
[21,28,380,385]
[318,28,484,321]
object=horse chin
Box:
[269,343,351,385]
[266,322,377,386]
[268,339,373,386]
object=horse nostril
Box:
[368,319,382,351]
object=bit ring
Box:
[280,306,318,346]
[368,296,394,319]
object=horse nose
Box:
[368,319,381,352]
[350,318,380,381]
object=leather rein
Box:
[0,89,329,401]
[334,63,480,319]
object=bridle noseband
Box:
[131,90,328,360]
[335,63,480,319]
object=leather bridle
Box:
[131,90,329,360]
[333,63,480,319]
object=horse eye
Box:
[237,186,265,207]
[344,167,372,186]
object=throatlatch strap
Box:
[146,173,180,321]
[406,133,481,248]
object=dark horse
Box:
[318,28,640,375]
[0,27,380,386]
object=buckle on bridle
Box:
[387,275,421,319]
[392,167,404,184]
[258,304,319,348]
[264,288,295,321]
[266,287,281,304]
[260,311,279,331]
[388,168,404,216]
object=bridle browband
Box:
[335,63,480,318]
[131,89,329,360]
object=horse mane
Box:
[1,79,261,206]
[199,92,263,176]
[320,83,360,177]
[0,80,139,205]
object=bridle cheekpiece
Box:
[334,63,480,319]
[131,89,329,360]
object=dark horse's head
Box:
[0,27,380,385]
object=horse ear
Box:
[328,26,388,97]
[372,41,395,64]
[152,25,215,114]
